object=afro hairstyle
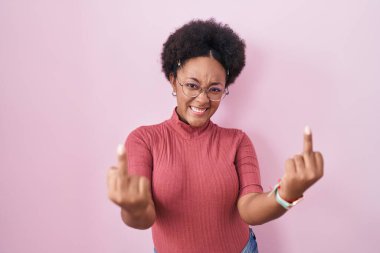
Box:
[161,18,246,87]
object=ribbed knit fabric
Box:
[125,107,263,253]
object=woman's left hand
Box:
[278,126,324,201]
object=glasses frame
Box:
[176,78,229,102]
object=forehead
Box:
[179,56,226,81]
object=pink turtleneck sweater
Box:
[125,108,263,253]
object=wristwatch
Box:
[273,184,304,210]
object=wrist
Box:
[278,187,303,203]
[268,182,304,210]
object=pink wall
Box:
[1,0,379,252]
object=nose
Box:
[195,89,210,103]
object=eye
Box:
[208,87,223,93]
[185,83,200,90]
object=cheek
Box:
[176,94,192,107]
[211,101,221,110]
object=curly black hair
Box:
[161,18,246,87]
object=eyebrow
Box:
[187,77,224,86]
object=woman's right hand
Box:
[107,144,153,215]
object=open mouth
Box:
[189,106,208,114]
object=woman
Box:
[107,19,324,253]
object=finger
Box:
[294,155,305,173]
[117,144,128,176]
[107,166,118,192]
[284,158,296,178]
[314,151,324,176]
[128,175,140,196]
[303,125,313,155]
[139,177,150,196]
[303,152,316,171]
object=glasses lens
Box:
[181,82,227,101]
[207,87,224,101]
[182,83,200,97]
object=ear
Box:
[169,73,177,91]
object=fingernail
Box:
[304,125,311,135]
[117,144,125,155]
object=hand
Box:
[279,126,324,201]
[107,144,153,214]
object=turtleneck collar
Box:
[167,107,214,140]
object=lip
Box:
[189,106,209,115]
[189,105,209,109]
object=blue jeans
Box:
[241,227,259,253]
[153,227,258,253]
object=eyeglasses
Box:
[176,78,229,101]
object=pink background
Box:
[1,0,379,252]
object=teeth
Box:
[191,106,207,113]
